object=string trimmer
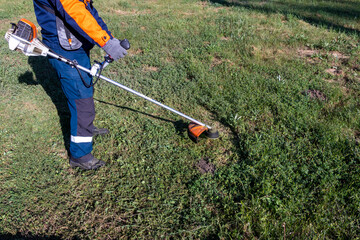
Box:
[4,19,219,142]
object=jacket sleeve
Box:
[90,4,111,35]
[52,0,112,47]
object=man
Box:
[33,0,127,170]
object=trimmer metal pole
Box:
[47,51,212,129]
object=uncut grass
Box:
[1,0,360,239]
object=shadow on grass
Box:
[18,56,70,154]
[0,233,63,240]
[95,99,189,137]
[207,0,360,36]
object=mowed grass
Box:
[0,0,359,239]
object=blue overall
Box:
[46,38,95,159]
[33,0,112,160]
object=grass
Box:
[0,0,360,239]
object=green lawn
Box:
[0,0,359,239]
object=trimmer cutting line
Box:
[5,19,219,142]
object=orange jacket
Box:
[34,0,112,48]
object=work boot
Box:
[69,153,105,170]
[92,127,110,136]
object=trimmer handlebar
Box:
[120,38,130,50]
[105,38,131,64]
[90,39,131,76]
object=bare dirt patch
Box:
[298,49,320,58]
[298,48,351,70]
[297,49,323,64]
[325,68,343,76]
[196,158,215,175]
[303,89,327,101]
[298,48,350,61]
[330,51,350,61]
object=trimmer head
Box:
[188,122,219,143]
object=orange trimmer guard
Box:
[188,122,208,143]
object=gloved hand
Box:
[102,38,127,61]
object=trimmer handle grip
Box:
[120,38,130,50]
[105,38,130,64]
[104,55,113,64]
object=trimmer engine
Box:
[12,18,37,42]
[5,18,49,56]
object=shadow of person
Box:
[0,233,64,240]
[18,56,70,155]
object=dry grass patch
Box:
[113,9,151,16]
[252,45,293,61]
[298,48,351,68]
[128,48,143,57]
[297,49,320,58]
[142,65,159,72]
[297,48,323,64]
[298,48,350,61]
[220,36,230,41]
[325,67,343,76]
[210,56,235,69]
